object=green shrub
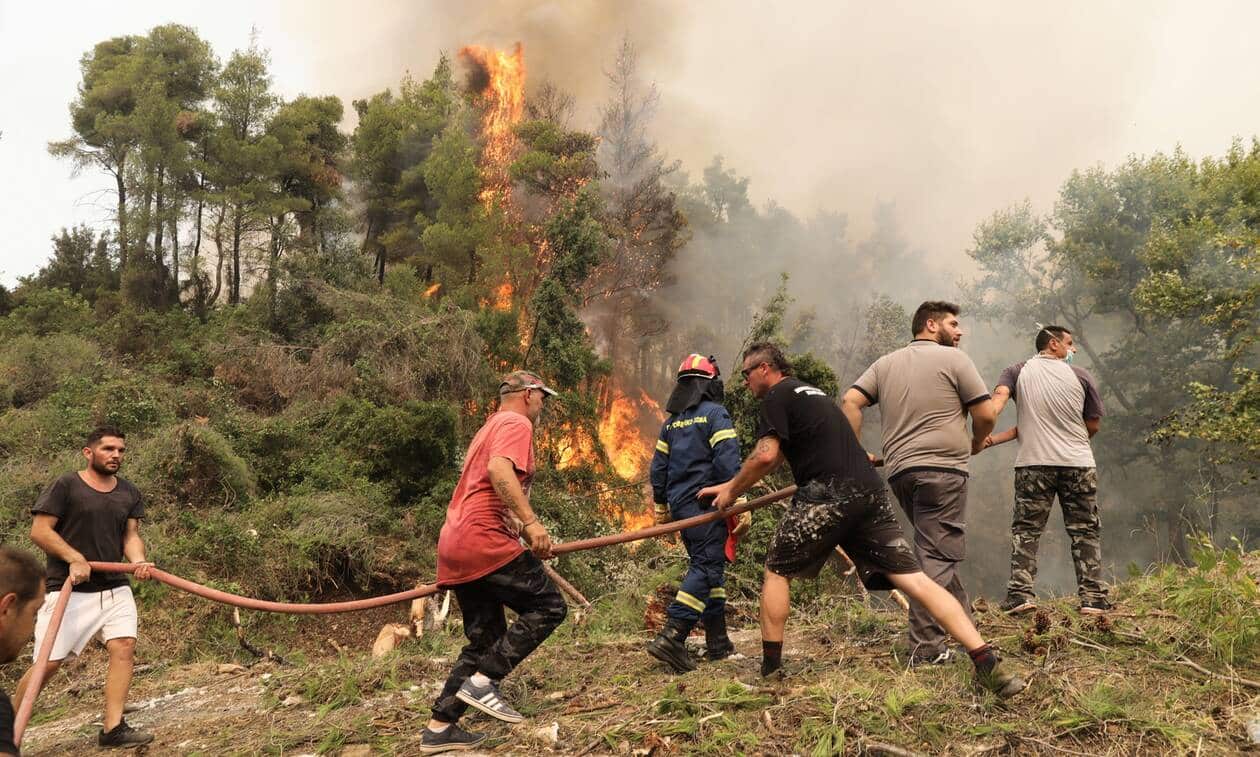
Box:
[248,491,392,594]
[98,307,211,378]
[0,452,80,546]
[0,333,101,407]
[128,422,257,510]
[89,374,176,434]
[317,397,460,502]
[0,288,92,338]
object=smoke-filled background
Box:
[4,0,1260,598]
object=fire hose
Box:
[13,485,797,746]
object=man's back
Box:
[852,341,990,478]
[998,356,1102,468]
[757,377,883,490]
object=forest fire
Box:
[460,42,525,202]
[598,385,664,480]
[492,281,513,311]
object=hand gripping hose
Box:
[14,485,796,745]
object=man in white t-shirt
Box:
[985,326,1109,615]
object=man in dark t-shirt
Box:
[12,427,155,749]
[0,547,46,755]
[699,342,1024,698]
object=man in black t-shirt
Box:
[0,547,46,755]
[12,427,155,749]
[699,343,1024,698]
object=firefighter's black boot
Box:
[703,612,736,661]
[646,618,696,673]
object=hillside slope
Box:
[15,547,1259,755]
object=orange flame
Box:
[423,282,441,298]
[493,281,513,311]
[598,387,661,480]
[461,43,525,205]
[598,384,664,531]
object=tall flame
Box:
[598,387,663,480]
[460,43,526,203]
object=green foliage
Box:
[129,422,256,509]
[315,397,460,502]
[0,288,92,339]
[0,333,101,408]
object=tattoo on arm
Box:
[754,437,775,459]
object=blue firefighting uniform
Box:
[649,399,742,629]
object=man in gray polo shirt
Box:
[984,325,1109,615]
[842,301,996,666]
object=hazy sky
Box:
[3,1,1260,286]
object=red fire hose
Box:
[13,485,796,745]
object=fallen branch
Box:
[863,740,928,757]
[232,608,288,665]
[1015,735,1096,756]
[1175,655,1260,690]
[543,563,591,608]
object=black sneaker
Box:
[419,724,487,754]
[1079,598,1113,615]
[999,595,1037,615]
[455,678,524,723]
[908,647,956,668]
[98,719,155,748]
[647,632,697,673]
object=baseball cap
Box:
[498,370,559,397]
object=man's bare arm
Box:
[840,388,869,440]
[967,398,997,453]
[487,455,552,558]
[991,385,1011,417]
[727,436,784,498]
[487,456,537,523]
[697,436,784,509]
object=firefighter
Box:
[646,354,749,673]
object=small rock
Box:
[545,690,567,701]
[281,694,307,707]
[1247,717,1260,745]
[529,721,559,746]
[216,663,247,675]
[260,673,273,681]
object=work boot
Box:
[98,719,155,748]
[1078,597,1113,615]
[974,659,1027,699]
[702,612,736,661]
[999,595,1037,615]
[646,619,696,673]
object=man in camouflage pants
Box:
[985,326,1110,615]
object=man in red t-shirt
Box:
[422,371,568,754]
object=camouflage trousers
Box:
[1006,466,1107,604]
[432,552,568,723]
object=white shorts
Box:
[33,585,138,662]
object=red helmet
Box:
[677,353,719,379]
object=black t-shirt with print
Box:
[31,472,144,593]
[755,377,884,490]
